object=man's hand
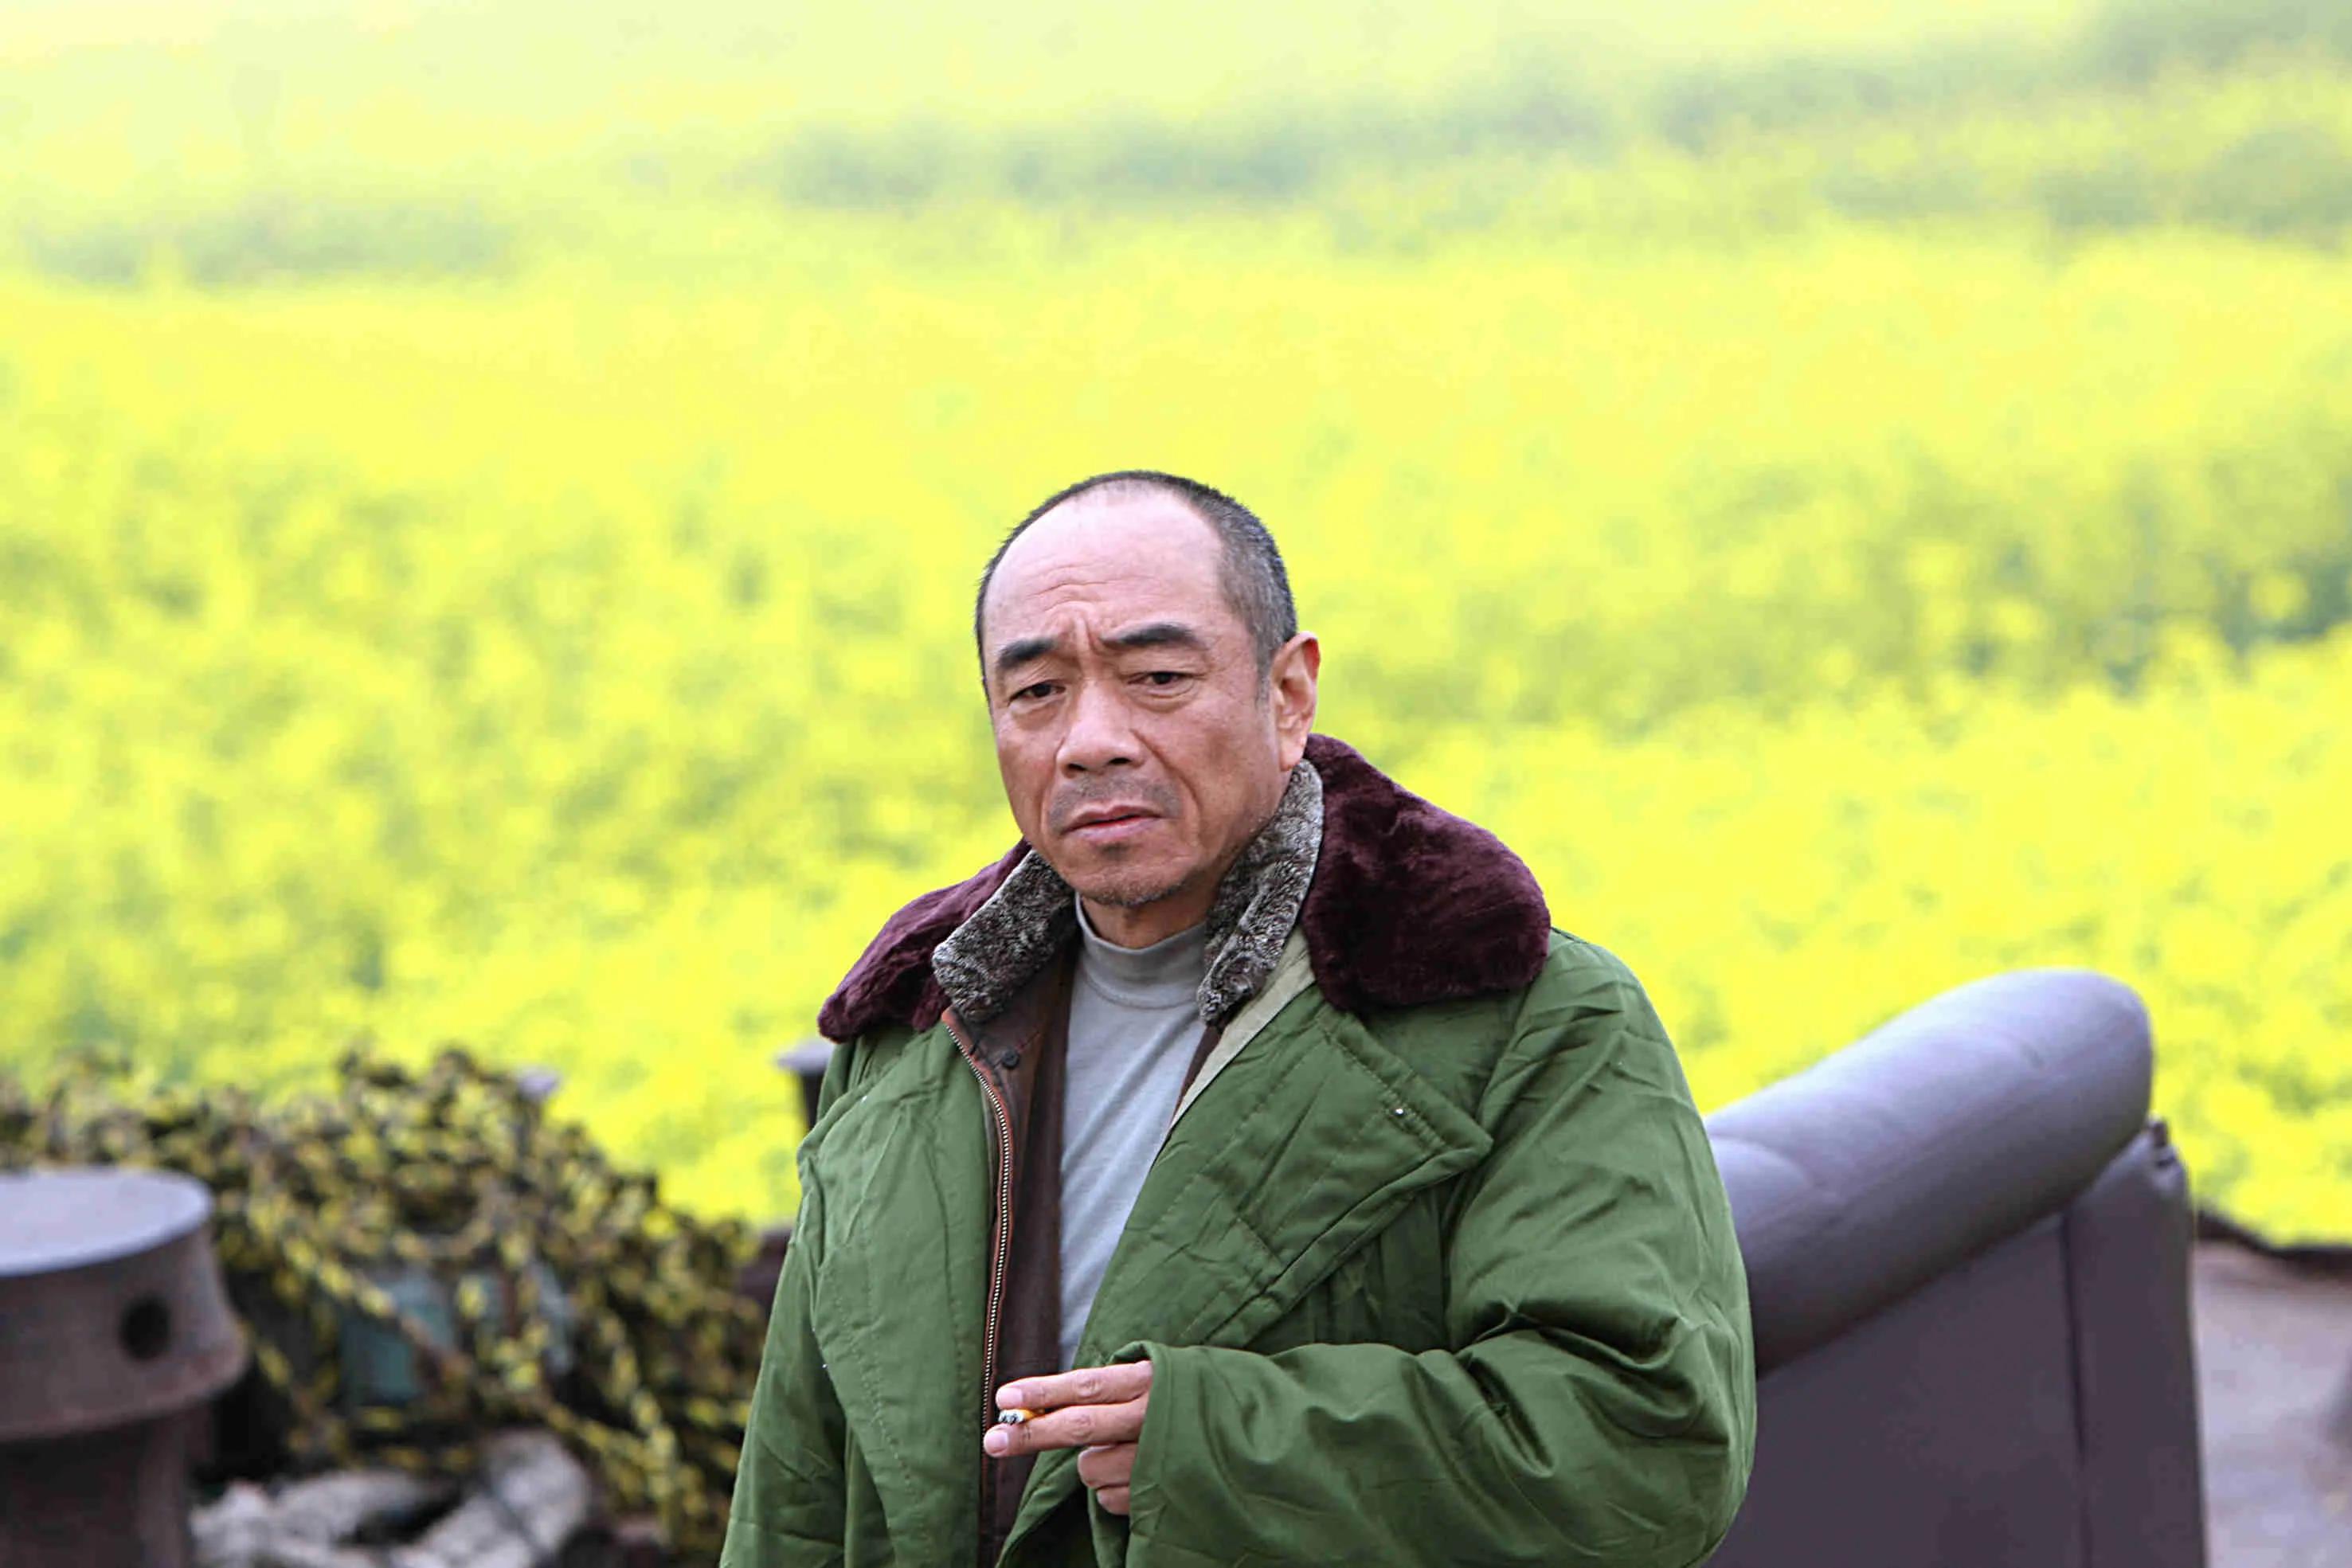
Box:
[981,1361,1154,1516]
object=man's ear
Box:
[1269,632,1320,769]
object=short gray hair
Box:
[973,470,1298,681]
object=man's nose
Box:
[1056,678,1139,774]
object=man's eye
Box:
[1142,671,1188,687]
[1012,682,1056,702]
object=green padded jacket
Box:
[721,734,1755,1567]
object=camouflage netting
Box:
[0,1047,770,1558]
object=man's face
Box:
[979,491,1318,944]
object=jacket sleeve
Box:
[1116,948,1756,1567]
[719,1042,860,1568]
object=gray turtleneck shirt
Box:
[1058,893,1208,1371]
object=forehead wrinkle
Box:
[987,557,1145,618]
[1027,570,1136,604]
[992,565,1219,633]
[983,503,1234,657]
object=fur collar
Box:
[816,733,1551,1041]
[931,757,1321,1029]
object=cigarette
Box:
[996,1407,1038,1425]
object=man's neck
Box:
[1077,886,1216,949]
[1072,894,1208,1003]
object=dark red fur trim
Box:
[1294,733,1552,1015]
[816,841,1027,1041]
[816,735,1552,1038]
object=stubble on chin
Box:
[1066,858,1192,910]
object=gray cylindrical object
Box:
[777,1038,836,1129]
[0,1168,249,1568]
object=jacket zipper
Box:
[944,1008,1015,1554]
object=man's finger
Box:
[984,1398,1145,1457]
[1093,1485,1132,1517]
[1074,1441,1135,1491]
[996,1360,1153,1415]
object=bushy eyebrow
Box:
[992,635,1059,682]
[991,621,1209,684]
[1105,620,1208,655]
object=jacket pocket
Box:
[1243,1186,1452,1356]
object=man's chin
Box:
[1055,853,1194,912]
[1074,877,1191,911]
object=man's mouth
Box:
[1064,808,1160,843]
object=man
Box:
[722,471,1755,1566]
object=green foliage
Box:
[18,190,511,288]
[2084,0,2352,83]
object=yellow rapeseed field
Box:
[3,0,2348,1238]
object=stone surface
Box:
[2195,1241,2352,1568]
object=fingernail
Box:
[984,1429,1010,1456]
[998,1385,1024,1407]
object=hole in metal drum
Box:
[119,1296,172,1362]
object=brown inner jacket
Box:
[970,940,1226,1565]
